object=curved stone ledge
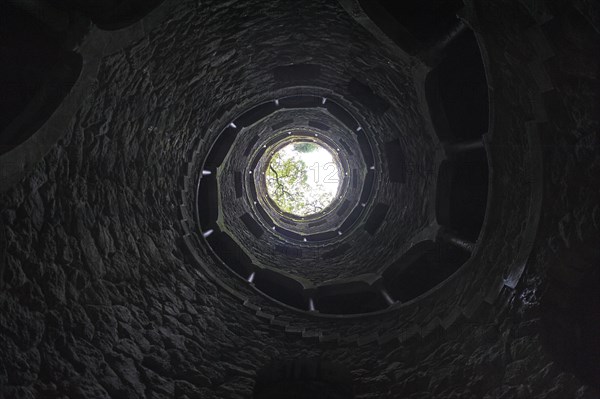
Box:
[0,0,178,193]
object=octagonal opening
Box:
[265,142,341,217]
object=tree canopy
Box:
[293,142,318,153]
[265,145,336,216]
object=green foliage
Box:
[293,142,318,153]
[266,151,333,216]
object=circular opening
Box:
[265,142,341,217]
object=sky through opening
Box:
[265,142,340,216]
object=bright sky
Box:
[278,143,340,198]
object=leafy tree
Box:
[266,151,333,216]
[293,142,318,153]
